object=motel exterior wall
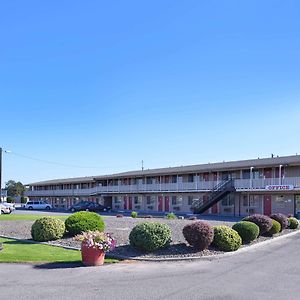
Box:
[25,155,300,217]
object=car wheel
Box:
[28,206,33,210]
[71,208,75,212]
[103,208,107,212]
[46,206,51,210]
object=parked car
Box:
[1,202,15,213]
[24,201,52,210]
[0,203,12,214]
[69,201,111,213]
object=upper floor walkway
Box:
[25,176,300,197]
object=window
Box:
[242,170,250,179]
[171,196,183,205]
[252,170,263,179]
[188,196,193,206]
[242,195,261,207]
[146,177,153,184]
[221,195,234,206]
[146,196,156,205]
[114,196,121,204]
[134,196,139,204]
[172,175,177,183]
[188,174,194,183]
[146,196,151,205]
[172,196,177,205]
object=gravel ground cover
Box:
[0,216,297,260]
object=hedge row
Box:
[129,213,299,253]
[31,212,299,253]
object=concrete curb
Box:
[1,229,299,262]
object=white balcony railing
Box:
[25,177,300,197]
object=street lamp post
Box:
[0,148,11,202]
[0,147,2,202]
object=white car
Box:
[0,203,11,214]
[24,201,52,210]
[1,202,15,213]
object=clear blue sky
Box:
[1,0,300,184]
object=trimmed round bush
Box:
[270,213,288,231]
[182,221,214,250]
[242,214,272,235]
[288,217,299,229]
[166,213,177,220]
[131,211,138,218]
[31,217,65,242]
[268,219,281,235]
[65,211,105,236]
[232,221,259,244]
[129,222,172,252]
[213,226,242,252]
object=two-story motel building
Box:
[25,155,300,217]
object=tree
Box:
[5,180,26,197]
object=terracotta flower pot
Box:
[81,243,105,266]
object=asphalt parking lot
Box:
[0,233,299,300]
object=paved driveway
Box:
[0,233,299,299]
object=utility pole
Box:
[0,147,2,202]
[141,160,144,171]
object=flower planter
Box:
[81,242,105,266]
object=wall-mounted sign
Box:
[265,185,294,191]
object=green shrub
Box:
[31,217,65,242]
[268,219,281,235]
[131,211,138,218]
[183,221,214,250]
[270,213,288,231]
[129,222,172,252]
[20,196,27,204]
[6,196,14,203]
[213,226,242,252]
[166,212,177,220]
[65,211,105,236]
[232,221,259,244]
[288,217,299,229]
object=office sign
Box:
[265,185,294,191]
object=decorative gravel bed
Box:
[0,216,297,260]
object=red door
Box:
[212,203,218,214]
[124,196,128,210]
[264,168,272,178]
[164,196,170,212]
[158,196,163,211]
[128,196,133,210]
[203,173,209,181]
[203,195,210,214]
[263,195,272,215]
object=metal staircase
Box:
[192,179,236,214]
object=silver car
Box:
[24,201,52,210]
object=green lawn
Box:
[0,238,118,264]
[0,214,68,221]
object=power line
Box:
[5,150,139,170]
